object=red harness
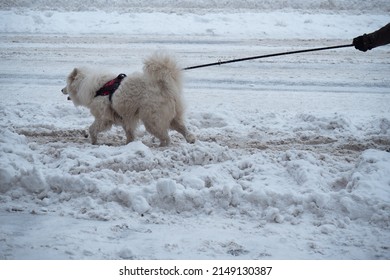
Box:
[95,73,127,101]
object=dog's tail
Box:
[143,52,182,93]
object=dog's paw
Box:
[186,133,196,144]
[159,138,171,147]
[90,135,97,145]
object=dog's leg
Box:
[143,120,171,147]
[157,131,171,147]
[89,119,113,145]
[170,118,196,144]
[123,121,137,144]
[125,130,135,144]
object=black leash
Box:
[183,43,354,71]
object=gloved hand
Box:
[353,34,372,52]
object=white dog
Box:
[62,53,196,146]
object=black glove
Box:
[353,34,372,52]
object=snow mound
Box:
[2,122,389,228]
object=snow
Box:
[0,0,389,260]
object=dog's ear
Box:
[69,68,79,82]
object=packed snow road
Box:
[0,13,390,259]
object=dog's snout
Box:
[62,87,71,100]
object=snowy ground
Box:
[0,1,390,259]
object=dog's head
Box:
[62,68,86,106]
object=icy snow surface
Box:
[0,0,389,259]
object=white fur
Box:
[62,53,195,146]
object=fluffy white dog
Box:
[62,53,196,146]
